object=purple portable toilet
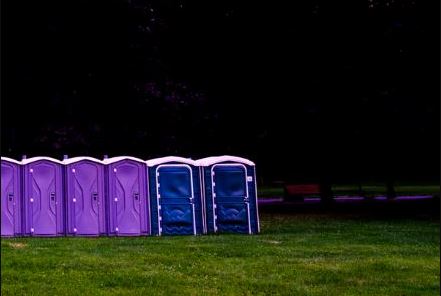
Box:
[1,157,22,237]
[63,157,106,236]
[22,157,64,236]
[104,156,150,236]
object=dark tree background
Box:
[1,0,439,184]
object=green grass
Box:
[2,214,439,295]
[332,184,440,197]
[258,184,440,197]
[258,186,284,197]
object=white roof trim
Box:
[102,156,145,165]
[1,157,22,165]
[21,156,64,165]
[62,157,105,165]
[194,156,218,166]
[146,156,196,167]
[196,155,255,166]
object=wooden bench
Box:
[284,183,333,201]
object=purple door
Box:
[107,158,149,236]
[23,158,64,236]
[65,159,105,236]
[1,158,21,236]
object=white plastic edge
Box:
[62,156,105,165]
[21,156,64,165]
[1,157,22,165]
[195,155,255,166]
[102,156,145,165]
[146,156,196,167]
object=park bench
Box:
[284,184,323,200]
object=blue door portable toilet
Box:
[147,156,204,235]
[197,156,260,234]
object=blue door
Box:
[212,165,251,234]
[157,165,196,235]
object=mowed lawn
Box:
[258,183,440,197]
[2,214,439,295]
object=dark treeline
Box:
[1,0,439,184]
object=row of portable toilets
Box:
[1,155,260,237]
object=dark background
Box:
[1,0,439,184]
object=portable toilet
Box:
[104,156,149,236]
[1,157,22,237]
[22,157,65,236]
[63,157,106,236]
[197,156,260,234]
[147,156,204,235]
